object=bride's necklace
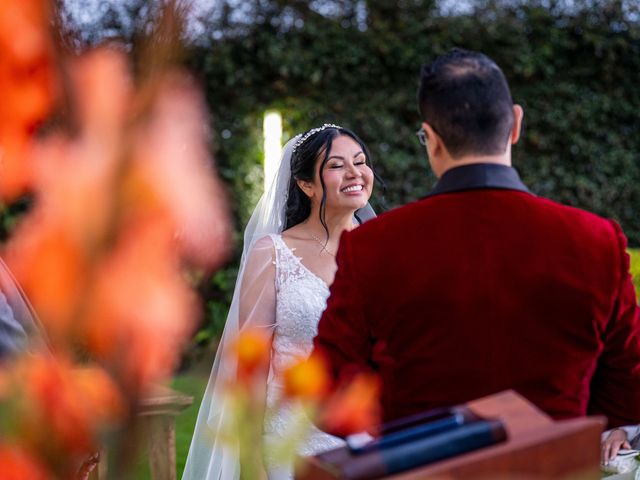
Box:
[309,233,336,257]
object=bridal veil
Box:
[182,137,298,480]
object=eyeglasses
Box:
[416,128,427,146]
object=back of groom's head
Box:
[418,48,515,159]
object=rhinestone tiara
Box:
[291,123,342,153]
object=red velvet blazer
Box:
[314,164,640,428]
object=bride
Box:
[183,124,379,480]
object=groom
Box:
[313,48,640,429]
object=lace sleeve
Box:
[239,235,277,331]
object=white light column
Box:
[263,111,283,192]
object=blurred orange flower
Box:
[283,352,330,402]
[0,0,57,199]
[320,373,381,437]
[0,444,50,480]
[17,356,124,459]
[232,328,272,383]
[130,72,231,268]
[0,135,35,201]
[70,48,132,141]
[28,134,118,247]
[71,366,126,425]
[5,223,87,343]
[5,46,230,392]
[0,3,231,476]
[0,1,50,67]
[84,220,199,391]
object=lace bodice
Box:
[269,234,329,376]
[263,234,344,468]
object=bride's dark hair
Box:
[284,126,380,235]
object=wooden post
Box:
[88,385,193,480]
[140,385,193,480]
[147,414,178,480]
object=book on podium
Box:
[298,390,604,480]
[308,404,506,479]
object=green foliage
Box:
[630,249,640,299]
[173,375,208,478]
[188,1,640,233]
[183,0,640,342]
[198,267,239,344]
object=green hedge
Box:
[182,1,640,344]
[189,1,640,242]
[631,249,640,298]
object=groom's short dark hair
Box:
[418,48,515,158]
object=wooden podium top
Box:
[298,390,605,480]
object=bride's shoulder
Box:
[253,234,278,248]
[243,235,277,274]
[249,235,279,258]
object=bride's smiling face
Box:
[306,134,374,213]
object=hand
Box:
[76,451,100,480]
[602,428,631,463]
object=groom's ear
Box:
[511,104,524,145]
[423,122,443,159]
[296,179,314,198]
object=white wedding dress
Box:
[183,135,368,480]
[262,233,344,479]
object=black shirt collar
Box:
[428,163,531,197]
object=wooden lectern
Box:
[298,390,604,479]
